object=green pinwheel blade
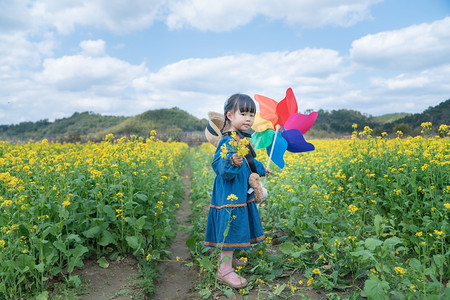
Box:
[251,129,275,150]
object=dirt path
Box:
[78,256,141,300]
[154,168,197,299]
[76,168,196,300]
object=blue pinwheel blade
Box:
[281,129,315,153]
[266,131,288,169]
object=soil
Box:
[76,168,196,299]
[77,255,141,300]
[153,169,198,299]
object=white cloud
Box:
[29,0,166,34]
[80,40,106,56]
[0,32,54,68]
[350,17,450,71]
[36,54,147,92]
[132,48,347,117]
[167,0,382,31]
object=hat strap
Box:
[206,122,219,136]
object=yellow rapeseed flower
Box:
[348,204,358,214]
[227,194,238,201]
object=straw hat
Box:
[205,111,229,147]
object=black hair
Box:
[221,94,256,132]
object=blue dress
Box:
[204,134,266,250]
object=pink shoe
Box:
[217,270,248,288]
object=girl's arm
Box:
[212,137,241,181]
[254,159,268,177]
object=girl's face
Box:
[227,109,255,132]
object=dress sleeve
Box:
[254,159,266,177]
[211,136,241,181]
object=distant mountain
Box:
[309,98,449,136]
[1,99,448,140]
[0,112,127,139]
[0,108,208,140]
[373,113,412,124]
[382,99,450,135]
[96,107,208,137]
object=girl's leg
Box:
[218,249,247,288]
[219,249,233,273]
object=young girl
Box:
[204,94,270,288]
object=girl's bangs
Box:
[238,96,256,113]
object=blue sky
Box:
[1,0,450,125]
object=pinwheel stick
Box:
[264,124,281,185]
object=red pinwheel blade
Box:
[276,88,298,127]
[284,112,318,134]
[254,94,278,127]
[281,129,315,153]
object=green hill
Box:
[0,108,208,140]
[1,99,448,140]
[0,112,127,139]
[373,113,412,124]
[96,107,208,136]
[382,99,450,135]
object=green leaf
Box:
[53,240,67,254]
[102,205,116,219]
[97,257,109,268]
[35,291,49,300]
[126,236,140,249]
[67,234,82,243]
[350,250,376,262]
[365,238,382,251]
[68,275,82,288]
[135,193,148,201]
[136,216,147,230]
[374,214,383,236]
[313,243,324,252]
[185,238,196,251]
[198,257,214,271]
[274,284,286,296]
[278,242,305,258]
[83,225,101,238]
[15,254,35,273]
[409,258,422,272]
[35,263,45,273]
[68,245,88,273]
[98,230,115,246]
[69,244,89,259]
[364,278,389,300]
[223,288,236,298]
[383,237,402,249]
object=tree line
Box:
[1,99,448,141]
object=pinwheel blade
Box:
[275,88,298,127]
[251,129,275,150]
[254,94,278,127]
[266,131,288,169]
[252,112,274,132]
[281,129,315,153]
[284,112,318,134]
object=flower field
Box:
[0,133,188,298]
[189,128,449,299]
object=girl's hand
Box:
[265,168,271,177]
[231,153,243,167]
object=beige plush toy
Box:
[249,173,268,203]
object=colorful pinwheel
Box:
[251,88,317,169]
